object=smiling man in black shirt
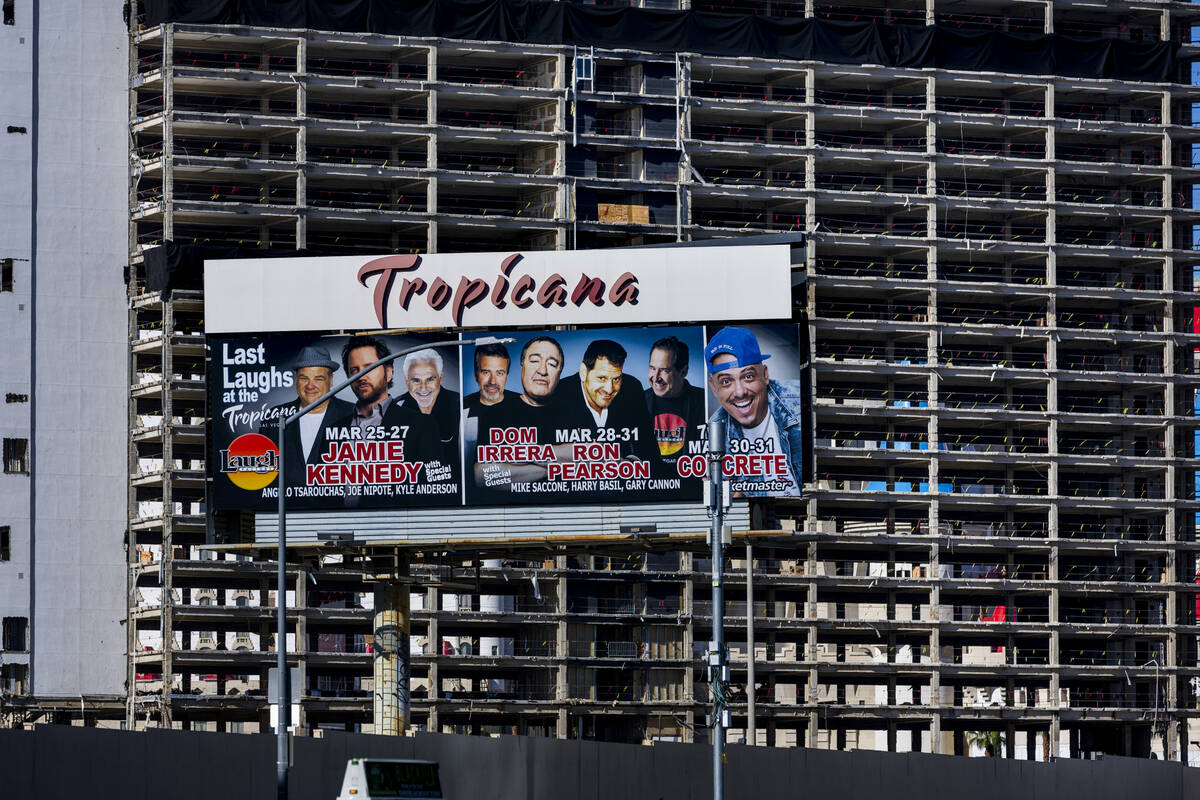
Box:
[644,335,707,462]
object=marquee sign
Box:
[203,245,793,333]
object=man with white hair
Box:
[398,347,461,464]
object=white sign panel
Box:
[203,245,793,333]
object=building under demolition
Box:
[107,0,1200,762]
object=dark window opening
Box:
[3,1,13,26]
[1,258,11,291]
[6,126,25,134]
[3,438,28,474]
[2,664,28,694]
[0,527,8,561]
[4,393,26,403]
[2,617,27,651]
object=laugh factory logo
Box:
[220,433,279,490]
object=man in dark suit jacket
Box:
[550,338,655,463]
[259,345,354,486]
[336,335,446,481]
[396,347,461,468]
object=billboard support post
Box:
[276,413,287,800]
[273,335,511,800]
[706,421,727,800]
[746,541,755,746]
[373,572,412,735]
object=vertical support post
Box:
[570,46,578,148]
[708,421,727,800]
[374,571,412,735]
[276,416,289,800]
[746,542,755,746]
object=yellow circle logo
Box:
[221,433,279,490]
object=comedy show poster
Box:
[461,326,708,505]
[210,333,462,510]
[207,323,807,512]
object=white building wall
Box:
[0,0,129,696]
[0,0,36,678]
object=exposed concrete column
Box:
[1046,284,1058,510]
[124,299,139,727]
[295,565,308,733]
[556,51,571,248]
[425,584,439,732]
[555,560,569,734]
[294,36,307,249]
[1049,512,1061,754]
[806,539,819,746]
[373,576,412,735]
[1044,83,1055,160]
[1043,0,1053,33]
[804,69,816,150]
[682,550,695,736]
[927,280,940,502]
[426,46,438,253]
[555,554,571,739]
[928,369,939,497]
[160,301,176,727]
[162,27,175,241]
[1161,135,1174,252]
[1167,626,1179,760]
[929,534,943,753]
[924,75,936,181]
[804,198,816,244]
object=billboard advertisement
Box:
[208,323,807,511]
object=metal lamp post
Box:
[706,420,728,800]
[273,335,511,800]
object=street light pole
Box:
[273,335,510,800]
[706,421,727,800]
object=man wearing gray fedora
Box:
[259,345,355,484]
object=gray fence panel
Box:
[727,742,788,798]
[1186,761,1200,797]
[650,740,706,800]
[2,725,1200,800]
[528,736,581,800]
[0,729,36,798]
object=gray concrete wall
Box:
[0,0,129,695]
[29,0,129,697]
[0,0,41,677]
[2,726,1198,800]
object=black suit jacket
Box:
[323,396,457,506]
[397,388,461,466]
[550,374,655,461]
[326,396,446,467]
[259,396,355,484]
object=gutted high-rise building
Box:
[115,0,1200,761]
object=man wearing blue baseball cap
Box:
[706,326,804,497]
